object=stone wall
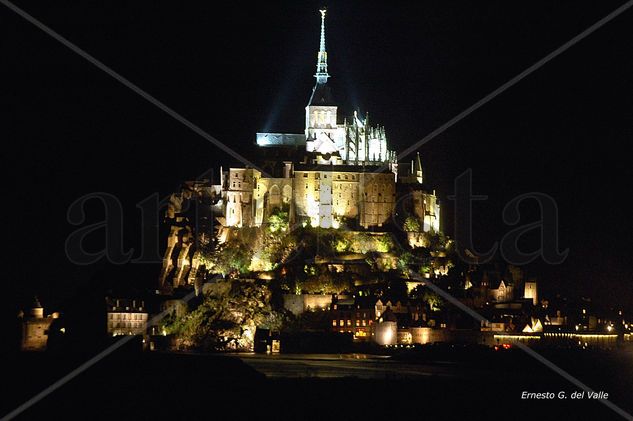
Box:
[283,294,332,316]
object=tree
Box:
[422,289,443,311]
[403,216,422,232]
[397,251,414,275]
[207,242,253,276]
[267,209,289,233]
[168,279,287,351]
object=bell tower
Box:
[305,9,338,153]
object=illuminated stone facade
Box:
[20,298,58,351]
[106,298,149,336]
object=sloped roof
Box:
[307,82,336,106]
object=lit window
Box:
[332,320,337,327]
[339,320,344,327]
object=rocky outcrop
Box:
[158,180,220,294]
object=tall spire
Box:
[315,9,330,84]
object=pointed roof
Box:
[307,82,336,106]
[307,10,335,107]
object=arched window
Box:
[270,185,281,206]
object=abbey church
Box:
[221,10,440,232]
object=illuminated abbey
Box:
[220,10,440,232]
[158,10,442,292]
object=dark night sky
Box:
[3,1,632,316]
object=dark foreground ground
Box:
[2,347,632,421]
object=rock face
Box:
[158,180,221,294]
